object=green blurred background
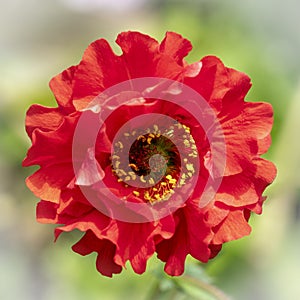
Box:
[1,0,300,299]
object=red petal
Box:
[72,39,127,109]
[156,206,211,276]
[212,210,252,244]
[220,102,274,176]
[49,66,76,108]
[156,216,188,276]
[54,210,111,241]
[25,105,64,138]
[209,244,222,259]
[184,56,229,111]
[116,31,159,78]
[257,134,272,155]
[57,190,92,218]
[54,210,159,275]
[221,67,252,105]
[117,31,184,79]
[154,215,176,242]
[184,56,251,111]
[23,115,75,167]
[159,32,192,65]
[72,230,122,277]
[204,204,229,227]
[221,102,274,143]
[216,158,276,208]
[25,163,74,203]
[75,148,105,186]
[95,239,122,277]
[36,200,58,223]
[105,221,157,274]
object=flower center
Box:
[111,122,197,204]
[129,133,180,176]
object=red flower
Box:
[23,32,276,277]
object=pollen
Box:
[186,163,195,172]
[121,169,128,176]
[128,171,136,180]
[133,191,140,197]
[148,178,155,185]
[184,140,190,147]
[115,141,123,149]
[140,175,146,183]
[137,135,146,141]
[129,163,138,171]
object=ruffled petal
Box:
[72,39,127,109]
[156,206,211,276]
[215,157,277,208]
[72,230,122,277]
[54,210,111,241]
[212,210,252,244]
[116,31,159,78]
[49,66,76,108]
[159,32,192,65]
[36,200,58,223]
[25,164,74,203]
[103,221,157,274]
[184,56,251,112]
[117,31,185,80]
[54,210,163,275]
[220,102,274,176]
[25,105,64,138]
[23,116,75,167]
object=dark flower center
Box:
[128,133,180,177]
[111,123,197,204]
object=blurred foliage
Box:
[1,0,300,300]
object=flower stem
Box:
[180,274,231,300]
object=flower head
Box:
[23,31,276,277]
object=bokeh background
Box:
[1,0,300,299]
